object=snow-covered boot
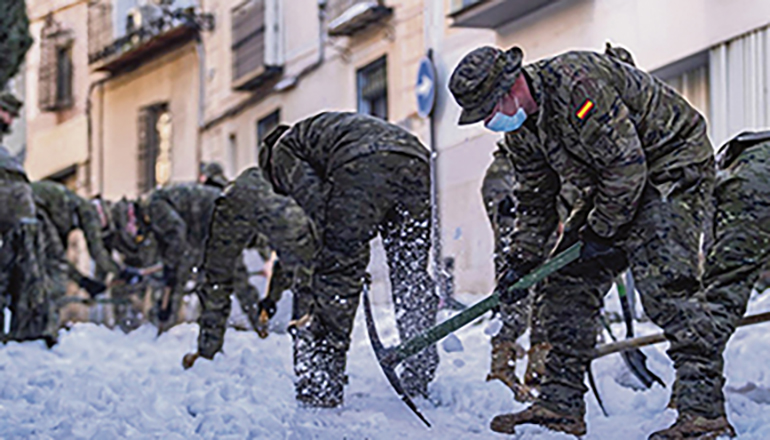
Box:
[486,337,534,402]
[490,403,587,436]
[648,413,736,440]
[294,330,348,408]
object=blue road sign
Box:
[416,56,436,119]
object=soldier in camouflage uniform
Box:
[450,46,722,438]
[188,166,316,367]
[30,181,126,302]
[648,132,770,439]
[1,97,57,346]
[0,0,32,90]
[138,183,263,333]
[482,43,637,403]
[254,112,439,407]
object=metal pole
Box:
[427,49,443,298]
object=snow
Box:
[2,291,770,439]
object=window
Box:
[357,57,388,120]
[137,103,171,194]
[257,109,281,149]
[39,15,74,111]
[231,0,282,90]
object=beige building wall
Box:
[97,45,200,199]
[25,0,91,183]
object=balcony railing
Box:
[327,0,393,37]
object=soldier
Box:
[137,183,264,333]
[0,95,57,346]
[255,112,439,407]
[30,181,127,301]
[450,46,721,437]
[650,131,770,439]
[0,0,33,89]
[199,161,228,189]
[482,43,638,403]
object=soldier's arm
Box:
[147,196,188,278]
[74,196,121,275]
[272,145,327,226]
[571,78,647,238]
[505,135,560,268]
[481,145,517,275]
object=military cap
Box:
[200,161,228,188]
[604,42,636,67]
[0,92,23,117]
[449,46,523,125]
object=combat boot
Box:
[490,404,587,436]
[524,341,551,387]
[486,337,534,402]
[648,413,736,440]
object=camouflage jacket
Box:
[266,112,429,227]
[145,183,219,271]
[202,167,318,288]
[31,181,121,276]
[0,0,32,87]
[502,51,713,265]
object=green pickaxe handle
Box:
[384,242,583,366]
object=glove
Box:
[79,277,107,298]
[494,264,531,305]
[258,298,277,319]
[118,266,143,285]
[579,225,620,260]
[157,298,172,322]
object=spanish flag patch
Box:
[576,99,594,119]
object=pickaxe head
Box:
[362,286,432,428]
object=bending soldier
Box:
[450,46,722,438]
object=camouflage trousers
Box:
[537,159,715,418]
[692,142,770,418]
[293,152,439,403]
[0,221,58,344]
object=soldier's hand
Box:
[257,298,277,319]
[578,225,619,260]
[182,352,200,370]
[495,265,530,305]
[79,277,107,298]
[118,266,144,285]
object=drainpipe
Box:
[194,36,206,179]
[86,75,111,195]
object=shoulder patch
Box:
[576,99,594,119]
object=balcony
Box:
[327,0,393,37]
[89,8,213,74]
[449,0,559,29]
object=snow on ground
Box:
[2,291,770,439]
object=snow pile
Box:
[1,292,770,439]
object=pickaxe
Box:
[363,242,583,427]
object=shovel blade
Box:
[621,348,665,389]
[362,286,431,427]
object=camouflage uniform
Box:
[196,167,317,357]
[652,133,770,434]
[258,112,439,406]
[103,198,162,331]
[31,181,122,291]
[450,47,716,434]
[0,146,57,345]
[143,183,262,330]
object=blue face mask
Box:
[485,108,527,132]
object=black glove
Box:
[118,266,143,285]
[157,298,172,322]
[579,225,622,261]
[258,298,277,319]
[78,277,107,298]
[494,264,531,305]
